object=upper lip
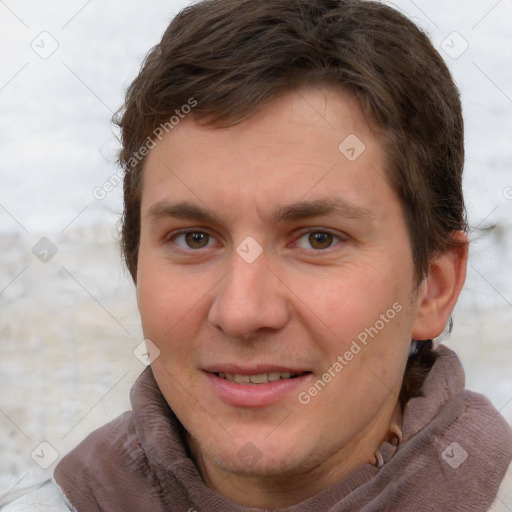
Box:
[203,364,310,375]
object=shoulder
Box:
[54,410,141,471]
[53,410,147,509]
[55,410,138,475]
[489,461,512,511]
[0,479,72,512]
[430,346,512,463]
[437,387,512,508]
[404,345,512,507]
[458,388,512,460]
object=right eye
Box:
[170,231,215,250]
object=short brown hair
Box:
[115,0,467,285]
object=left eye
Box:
[172,231,214,249]
[295,231,341,250]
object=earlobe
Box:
[412,231,468,341]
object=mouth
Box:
[214,371,308,384]
[204,368,313,407]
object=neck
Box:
[188,398,403,509]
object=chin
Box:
[189,427,321,478]
[211,448,305,478]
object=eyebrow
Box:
[146,198,374,226]
[147,201,216,223]
[271,198,374,224]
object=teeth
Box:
[233,374,250,384]
[249,373,268,384]
[217,371,300,384]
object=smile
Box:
[215,371,305,384]
[205,370,313,407]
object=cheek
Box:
[291,264,411,392]
[136,259,207,352]
[136,271,171,338]
[291,262,403,341]
[136,267,206,403]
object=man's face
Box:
[137,87,420,478]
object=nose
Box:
[208,252,290,340]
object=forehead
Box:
[140,86,397,226]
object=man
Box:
[12,0,512,510]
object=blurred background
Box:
[1,0,511,501]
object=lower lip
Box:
[204,372,312,408]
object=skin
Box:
[136,86,468,508]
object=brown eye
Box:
[185,232,210,249]
[308,232,333,249]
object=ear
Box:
[412,231,468,340]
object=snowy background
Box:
[0,0,511,504]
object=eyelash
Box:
[292,228,346,252]
[167,228,346,254]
